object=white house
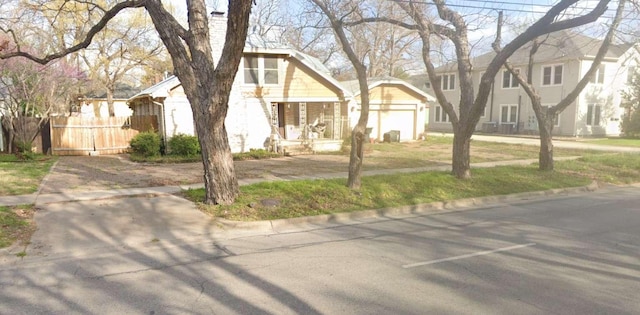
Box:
[128,12,434,154]
[413,30,638,137]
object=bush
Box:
[130,132,161,157]
[622,109,640,138]
[168,134,200,156]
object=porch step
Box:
[283,144,314,156]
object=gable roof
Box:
[130,33,352,102]
[340,76,435,102]
[129,76,181,101]
[435,30,632,72]
[84,84,141,100]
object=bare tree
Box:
[496,0,627,170]
[0,0,253,205]
[309,0,371,189]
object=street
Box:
[1,186,639,314]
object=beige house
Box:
[413,30,638,137]
[342,77,434,141]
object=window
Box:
[500,105,518,123]
[439,74,455,91]
[424,81,431,89]
[542,105,560,127]
[589,64,605,84]
[434,106,450,122]
[264,57,279,84]
[586,104,601,126]
[243,56,259,84]
[627,66,636,84]
[502,69,520,88]
[542,64,563,86]
[243,55,280,85]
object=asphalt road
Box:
[1,186,639,314]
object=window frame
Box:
[242,54,280,86]
[500,104,518,124]
[434,105,450,123]
[439,74,456,91]
[541,104,560,127]
[502,68,520,89]
[589,64,606,84]
[541,64,563,86]
[627,65,636,85]
[243,55,259,85]
[586,103,602,126]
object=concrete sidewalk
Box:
[429,132,640,153]
[0,157,581,207]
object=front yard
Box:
[0,154,57,196]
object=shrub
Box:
[130,131,161,157]
[622,110,640,138]
[168,134,200,156]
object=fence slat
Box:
[50,115,158,156]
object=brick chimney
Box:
[209,11,227,67]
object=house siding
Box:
[423,56,633,136]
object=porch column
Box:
[333,102,341,140]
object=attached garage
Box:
[344,77,434,141]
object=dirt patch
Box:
[39,154,356,194]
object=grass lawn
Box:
[0,154,57,196]
[582,138,640,147]
[184,152,640,221]
[360,137,604,170]
[0,205,36,249]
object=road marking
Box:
[402,243,536,269]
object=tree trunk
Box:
[194,94,239,205]
[539,119,554,171]
[347,124,366,189]
[106,87,115,117]
[451,130,471,179]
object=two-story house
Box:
[413,30,638,137]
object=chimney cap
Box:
[210,11,225,17]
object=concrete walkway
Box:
[0,156,582,207]
[429,132,640,152]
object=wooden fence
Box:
[50,116,158,156]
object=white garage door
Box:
[379,110,415,140]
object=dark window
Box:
[244,56,259,84]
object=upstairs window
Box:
[589,64,605,84]
[264,57,279,84]
[243,55,280,85]
[542,64,563,86]
[627,66,636,84]
[439,74,455,91]
[243,56,259,84]
[502,69,520,88]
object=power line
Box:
[390,0,639,20]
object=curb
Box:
[214,181,600,233]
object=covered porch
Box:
[268,101,349,154]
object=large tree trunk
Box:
[452,130,471,179]
[539,119,555,171]
[194,94,239,205]
[347,124,366,189]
